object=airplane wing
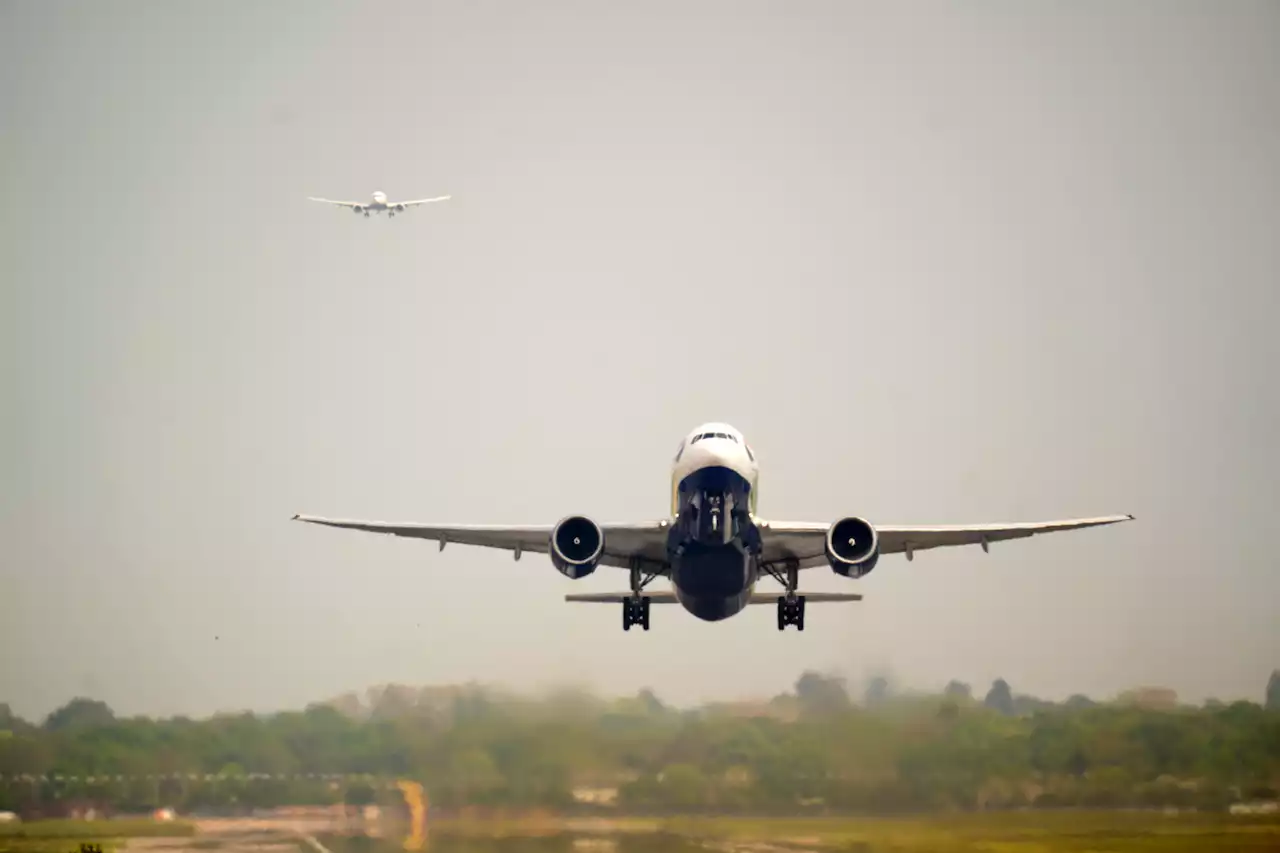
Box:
[398,195,452,207]
[759,514,1134,568]
[291,514,671,571]
[307,197,364,208]
[565,590,863,604]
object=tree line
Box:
[1,670,1278,816]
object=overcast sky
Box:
[3,1,1278,722]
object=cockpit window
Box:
[692,432,738,443]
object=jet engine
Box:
[550,515,604,579]
[825,516,880,578]
[393,203,406,212]
[352,206,364,214]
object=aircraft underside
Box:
[621,465,808,631]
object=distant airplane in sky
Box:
[292,422,1133,632]
[307,190,451,218]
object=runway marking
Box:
[296,833,335,853]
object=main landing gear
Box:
[623,597,650,631]
[763,559,806,631]
[622,561,660,632]
[777,595,805,631]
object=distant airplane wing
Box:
[307,197,364,208]
[398,195,452,207]
[759,515,1135,568]
[291,514,671,571]
[565,590,863,604]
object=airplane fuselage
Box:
[665,423,764,622]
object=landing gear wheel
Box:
[777,595,806,631]
[623,596,651,632]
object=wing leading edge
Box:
[307,197,362,208]
[291,513,1133,572]
[400,195,452,206]
[290,514,670,570]
[760,514,1135,568]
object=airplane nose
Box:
[691,438,738,468]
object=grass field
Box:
[3,812,1279,853]
[0,820,196,839]
[0,819,196,853]
[422,812,1280,852]
[657,812,1280,852]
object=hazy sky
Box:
[4,1,1278,722]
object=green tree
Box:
[44,698,115,731]
[4,676,1279,816]
[794,672,851,716]
[984,679,1014,716]
[864,676,891,708]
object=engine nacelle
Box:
[394,203,406,212]
[550,515,604,579]
[825,516,880,579]
[352,206,364,214]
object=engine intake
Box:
[550,515,604,579]
[825,516,880,578]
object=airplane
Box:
[292,422,1133,632]
[307,190,451,218]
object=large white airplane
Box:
[293,422,1133,632]
[307,190,451,218]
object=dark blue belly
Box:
[671,543,755,622]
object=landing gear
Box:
[777,595,806,631]
[763,559,805,631]
[623,596,650,631]
[622,559,660,632]
[363,212,370,217]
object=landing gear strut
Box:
[763,560,805,631]
[623,560,660,632]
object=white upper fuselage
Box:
[368,190,389,210]
[670,422,759,517]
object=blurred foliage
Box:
[1,672,1277,815]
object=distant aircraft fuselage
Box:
[307,190,451,218]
